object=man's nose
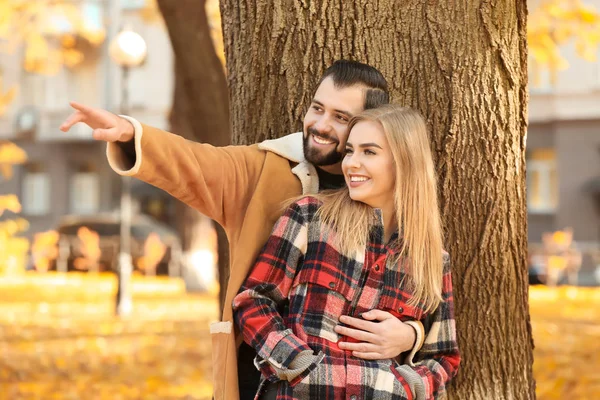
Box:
[314,116,333,134]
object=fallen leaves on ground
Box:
[0,274,218,400]
[1,276,598,399]
[530,285,600,399]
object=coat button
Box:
[350,395,358,400]
[329,282,336,289]
[397,306,404,313]
[374,265,380,271]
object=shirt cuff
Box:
[106,115,143,176]
[403,320,425,366]
[255,329,313,381]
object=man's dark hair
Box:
[364,88,390,110]
[317,60,389,98]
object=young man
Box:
[60,60,425,400]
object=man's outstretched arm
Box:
[60,101,262,228]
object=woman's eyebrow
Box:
[355,142,383,149]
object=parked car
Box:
[49,213,182,276]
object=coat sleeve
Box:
[394,253,461,400]
[233,199,320,382]
[106,116,264,228]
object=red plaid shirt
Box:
[233,196,460,400]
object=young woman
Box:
[233,105,460,400]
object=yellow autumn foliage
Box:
[0,74,18,116]
[73,227,101,272]
[0,0,106,75]
[0,141,27,179]
[137,233,167,276]
[530,285,600,399]
[0,277,597,398]
[0,274,217,399]
[0,139,29,276]
[529,0,600,75]
[31,230,60,273]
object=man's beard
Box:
[303,128,343,166]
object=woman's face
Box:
[342,120,396,210]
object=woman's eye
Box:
[312,105,323,112]
[365,149,376,155]
[345,148,353,155]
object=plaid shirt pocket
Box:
[291,266,356,344]
[377,290,424,322]
[377,267,425,322]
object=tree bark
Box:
[156,0,230,308]
[219,0,534,398]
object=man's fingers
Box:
[338,315,379,333]
[92,128,117,141]
[361,309,395,322]
[335,325,378,342]
[60,111,85,132]
[70,101,95,114]
[351,351,383,360]
[337,340,378,352]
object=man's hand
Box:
[334,310,416,360]
[59,101,135,143]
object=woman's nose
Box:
[345,152,361,168]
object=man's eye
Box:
[336,115,349,123]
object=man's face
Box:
[302,77,366,172]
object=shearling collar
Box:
[258,132,319,195]
[258,131,305,163]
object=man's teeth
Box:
[350,176,369,182]
[313,135,334,145]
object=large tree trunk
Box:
[156,0,230,307]
[220,1,534,398]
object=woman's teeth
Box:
[350,176,369,182]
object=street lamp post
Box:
[109,26,147,317]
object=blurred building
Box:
[527,0,600,284]
[0,0,175,236]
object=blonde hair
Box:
[315,105,444,312]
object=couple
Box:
[60,60,459,399]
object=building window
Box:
[527,149,558,213]
[70,163,99,215]
[22,163,50,216]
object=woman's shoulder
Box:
[285,196,322,220]
[294,195,323,207]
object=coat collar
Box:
[258,132,319,195]
[258,132,305,163]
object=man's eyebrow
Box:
[312,99,353,118]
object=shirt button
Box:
[374,265,380,271]
[398,306,404,313]
[329,282,336,289]
[350,395,357,400]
